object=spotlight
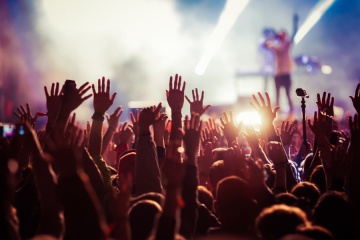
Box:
[321,65,332,74]
[235,111,261,126]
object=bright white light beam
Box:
[195,0,250,75]
[294,0,335,45]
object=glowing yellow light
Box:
[321,65,332,74]
[235,111,261,126]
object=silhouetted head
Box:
[255,204,309,240]
[198,185,214,211]
[291,181,320,211]
[313,191,357,240]
[296,225,335,240]
[214,176,257,233]
[117,152,136,178]
[309,165,326,194]
[129,199,162,240]
[276,192,299,206]
[130,192,164,207]
[208,160,227,197]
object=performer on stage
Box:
[265,14,299,114]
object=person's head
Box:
[129,199,162,239]
[208,160,226,196]
[291,181,320,211]
[296,225,335,240]
[276,31,287,41]
[263,163,275,189]
[309,165,326,194]
[130,192,164,207]
[197,185,214,211]
[214,176,257,233]
[255,204,309,240]
[276,192,299,206]
[313,191,357,240]
[300,153,314,181]
[263,27,276,40]
[117,152,136,178]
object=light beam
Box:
[195,0,250,75]
[294,0,335,45]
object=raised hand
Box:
[166,74,186,112]
[226,142,247,172]
[206,118,222,143]
[201,128,215,148]
[61,81,92,114]
[325,145,349,183]
[164,120,171,146]
[92,77,117,115]
[250,92,280,123]
[349,83,360,113]
[349,113,360,143]
[129,109,139,139]
[81,121,91,148]
[243,126,260,148]
[308,111,332,145]
[44,82,62,116]
[106,106,123,131]
[64,113,80,146]
[153,112,168,147]
[267,141,288,165]
[317,92,334,117]
[162,139,185,188]
[198,142,217,185]
[183,113,202,157]
[280,121,294,146]
[138,103,164,134]
[185,88,211,116]
[117,122,134,144]
[14,103,38,127]
[220,111,242,145]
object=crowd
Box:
[1,74,360,240]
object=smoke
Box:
[27,0,360,124]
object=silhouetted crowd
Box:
[1,75,360,239]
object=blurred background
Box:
[1,0,359,127]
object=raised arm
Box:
[57,81,92,134]
[156,137,184,240]
[349,83,360,114]
[88,76,117,157]
[20,123,63,238]
[49,121,108,240]
[134,103,164,195]
[348,113,360,219]
[308,111,333,188]
[291,13,299,42]
[166,74,186,140]
[43,82,62,133]
[102,106,122,156]
[180,113,202,238]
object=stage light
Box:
[235,111,261,126]
[195,0,250,75]
[294,0,335,45]
[321,65,332,74]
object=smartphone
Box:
[0,123,15,138]
[64,79,76,95]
